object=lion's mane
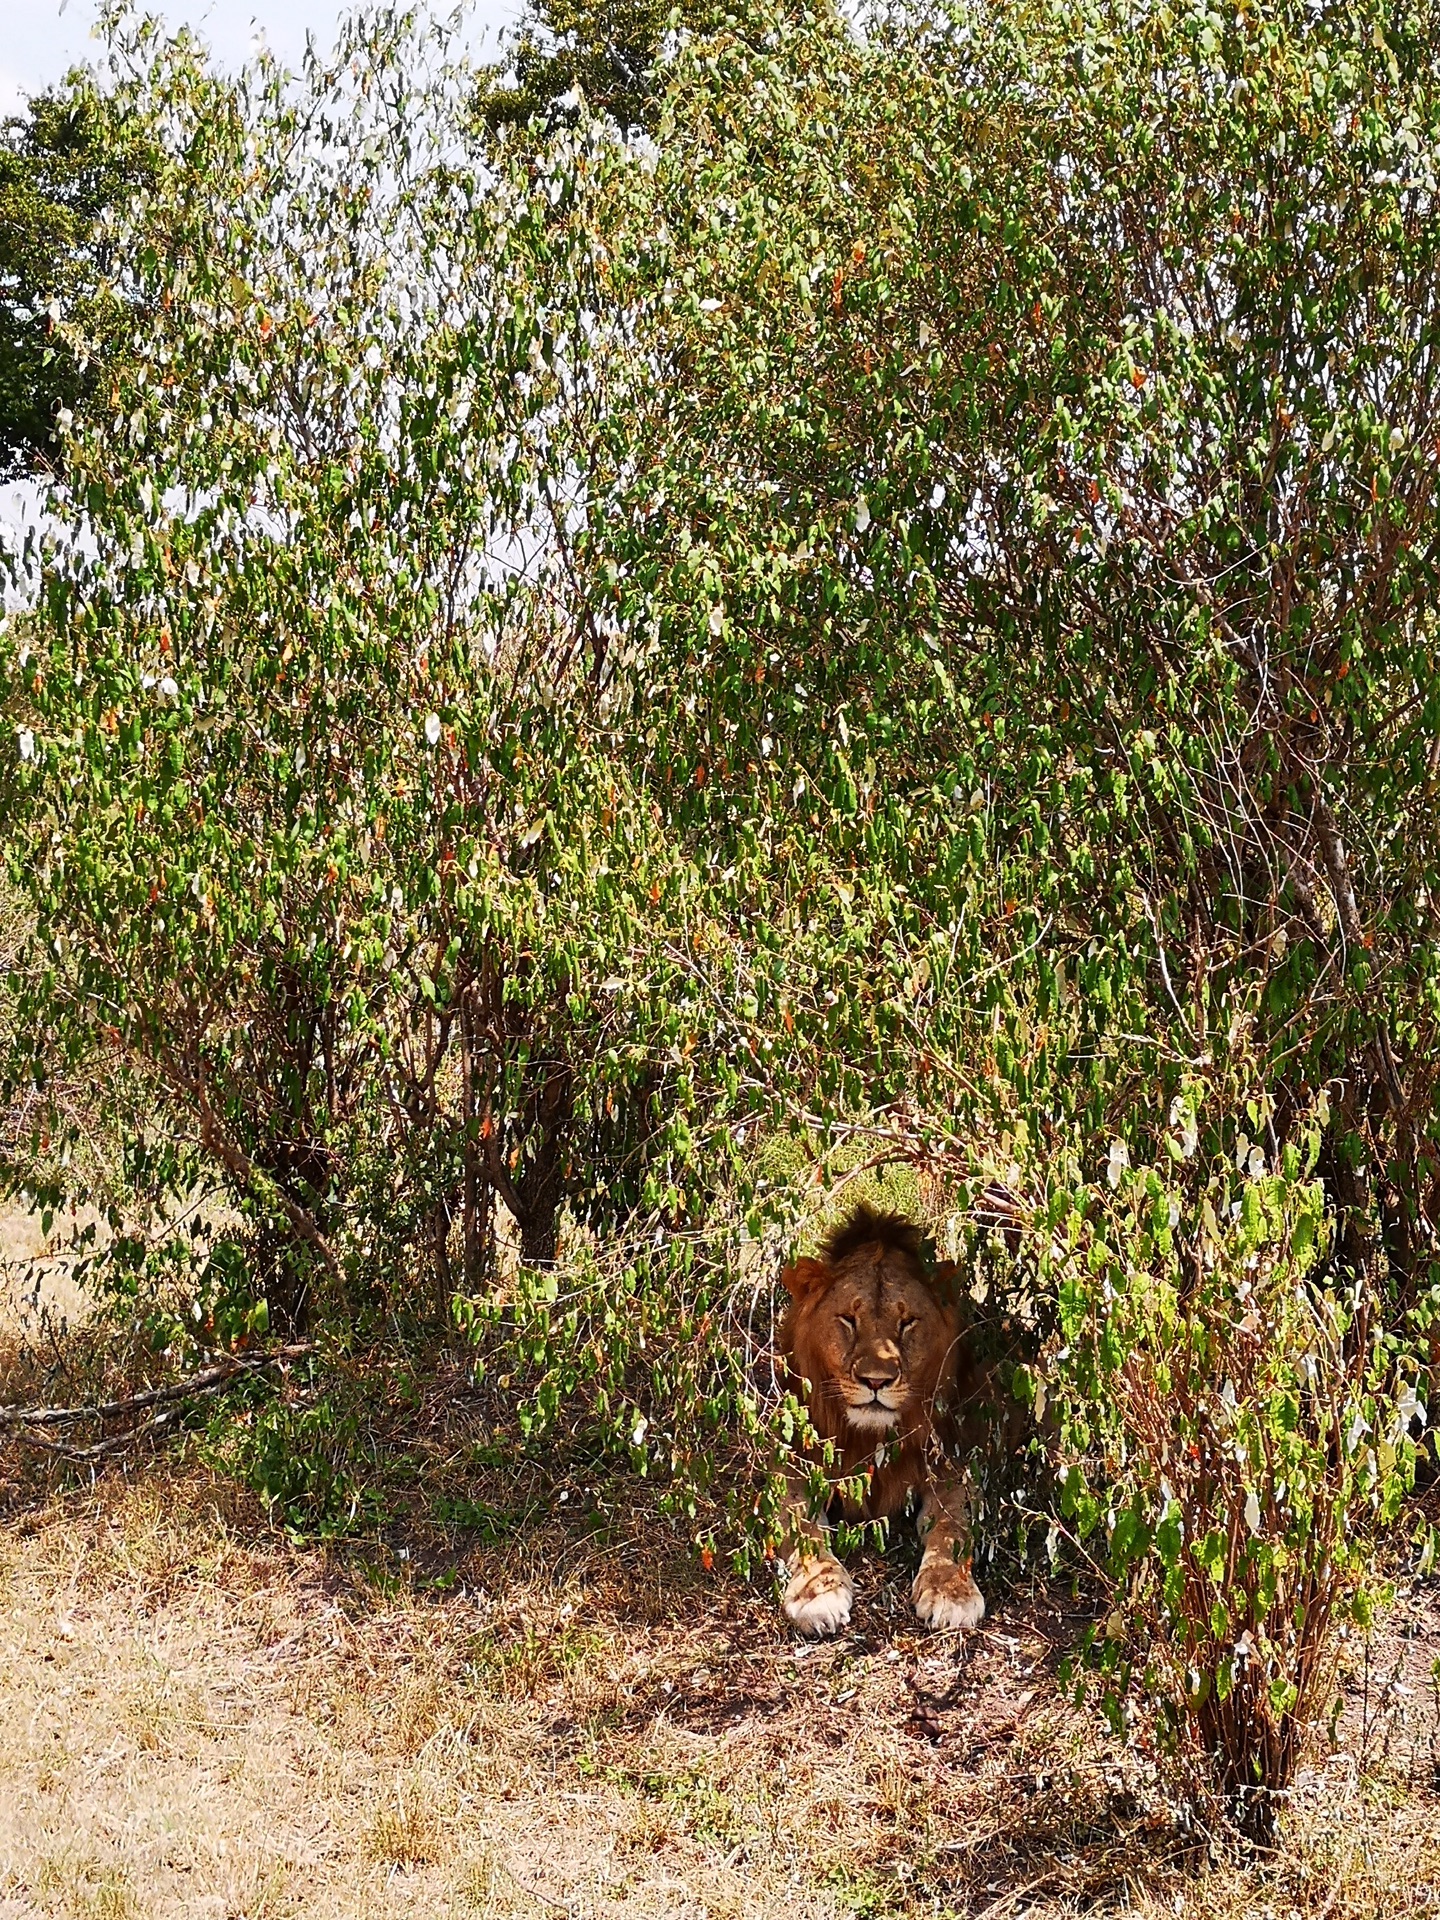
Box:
[780,1206,971,1520]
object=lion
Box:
[776,1204,986,1637]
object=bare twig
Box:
[1312,796,1365,949]
[1,1343,313,1433]
[9,1407,185,1462]
[151,1048,343,1284]
[480,1121,532,1232]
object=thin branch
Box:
[1312,796,1365,949]
[481,1119,533,1231]
[1,1343,313,1429]
[11,1408,185,1462]
[160,1054,343,1283]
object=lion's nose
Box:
[857,1365,899,1391]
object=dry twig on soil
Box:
[0,1342,313,1460]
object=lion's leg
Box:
[911,1474,985,1632]
[778,1479,853,1637]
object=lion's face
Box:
[782,1227,960,1442]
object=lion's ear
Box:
[779,1256,831,1299]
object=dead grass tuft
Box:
[361,1772,448,1867]
[34,1853,140,1920]
[455,1849,561,1916]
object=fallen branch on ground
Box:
[0,1343,314,1460]
[9,1407,185,1462]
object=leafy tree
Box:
[475,0,721,135]
[0,80,157,480]
[597,0,1440,1303]
[0,11,733,1337]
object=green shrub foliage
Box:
[1042,1094,1427,1844]
[4,0,1439,1838]
[3,12,738,1330]
[587,0,1440,1822]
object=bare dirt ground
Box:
[2,1210,1439,1920]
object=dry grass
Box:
[0,1201,94,1344]
[0,1460,1435,1920]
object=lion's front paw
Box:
[783,1555,854,1637]
[912,1557,986,1633]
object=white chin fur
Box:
[845,1405,900,1432]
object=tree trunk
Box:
[515,1059,572,1268]
[431,1195,454,1325]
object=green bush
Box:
[203,1370,384,1538]
[4,0,1439,1845]
[1032,1093,1430,1842]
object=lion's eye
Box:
[837,1314,857,1335]
[897,1315,917,1337]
